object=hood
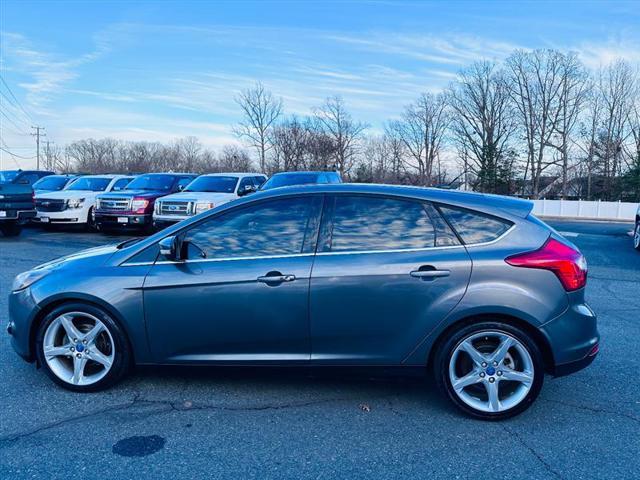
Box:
[35,189,99,200]
[160,191,236,203]
[99,190,169,199]
[36,243,120,272]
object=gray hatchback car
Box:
[7,184,599,420]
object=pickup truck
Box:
[153,172,267,229]
[95,173,197,232]
[0,169,54,236]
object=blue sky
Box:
[1,0,639,169]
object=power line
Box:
[0,109,31,135]
[0,145,36,160]
[0,90,33,126]
[0,74,35,123]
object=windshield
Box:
[66,177,111,192]
[0,170,20,183]
[33,176,71,191]
[184,176,239,193]
[125,174,175,191]
[261,173,321,190]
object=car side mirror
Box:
[238,184,256,196]
[159,236,181,261]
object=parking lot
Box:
[0,220,638,479]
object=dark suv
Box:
[94,173,197,232]
[0,170,54,236]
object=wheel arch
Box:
[30,295,136,367]
[426,313,556,374]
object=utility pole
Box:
[45,140,54,171]
[31,126,46,170]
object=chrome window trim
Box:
[119,223,515,267]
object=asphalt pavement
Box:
[0,221,638,479]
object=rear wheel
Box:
[634,221,640,251]
[86,207,97,231]
[0,221,22,237]
[434,321,544,420]
[35,303,131,392]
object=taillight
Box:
[505,238,587,291]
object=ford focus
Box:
[7,184,599,420]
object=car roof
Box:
[248,183,533,219]
[271,171,337,176]
[199,172,265,177]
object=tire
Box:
[86,207,97,232]
[35,303,131,392]
[0,222,22,237]
[433,321,544,420]
[634,221,640,251]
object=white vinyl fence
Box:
[532,199,638,221]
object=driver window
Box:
[183,196,318,260]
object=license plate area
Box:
[117,217,129,224]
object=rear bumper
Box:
[0,209,36,224]
[539,300,599,376]
[95,212,152,228]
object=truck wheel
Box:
[0,222,22,237]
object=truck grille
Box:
[97,197,131,211]
[158,200,192,216]
[36,198,67,212]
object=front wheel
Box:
[634,222,640,251]
[434,322,544,420]
[35,303,131,392]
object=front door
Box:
[309,194,472,364]
[144,195,323,363]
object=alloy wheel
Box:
[448,330,534,413]
[634,223,640,250]
[42,312,115,386]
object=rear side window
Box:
[325,195,435,252]
[438,205,512,244]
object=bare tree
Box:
[505,49,566,197]
[388,93,448,186]
[270,115,309,172]
[448,61,517,193]
[313,96,368,175]
[233,82,283,172]
[218,145,253,172]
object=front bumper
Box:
[539,301,599,376]
[0,209,36,224]
[153,215,188,230]
[7,287,40,362]
[95,212,152,228]
[33,208,86,224]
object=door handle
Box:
[257,273,296,283]
[410,269,450,279]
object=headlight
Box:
[132,199,149,210]
[194,202,214,214]
[12,269,52,292]
[66,198,85,209]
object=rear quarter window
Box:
[438,205,513,244]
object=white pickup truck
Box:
[153,172,267,229]
[34,174,134,229]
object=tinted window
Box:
[125,174,175,191]
[184,197,317,259]
[184,176,238,193]
[177,176,195,191]
[253,176,267,187]
[67,177,112,191]
[18,173,40,185]
[326,196,435,252]
[238,177,255,192]
[0,170,20,183]
[261,173,320,190]
[424,203,461,247]
[111,178,132,191]
[33,176,71,191]
[438,205,512,244]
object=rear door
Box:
[309,194,472,365]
